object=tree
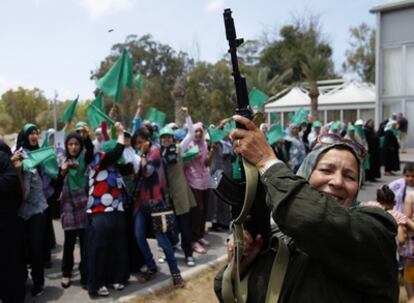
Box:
[0,87,49,132]
[343,23,376,84]
[258,16,335,84]
[246,66,292,96]
[91,34,193,127]
[183,60,234,124]
[302,53,331,117]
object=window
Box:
[359,109,375,123]
[343,110,357,124]
[327,110,340,122]
[406,46,414,95]
[283,112,294,127]
[383,48,403,96]
[383,101,402,120]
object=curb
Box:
[116,254,227,303]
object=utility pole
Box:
[53,90,58,130]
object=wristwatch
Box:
[258,159,284,175]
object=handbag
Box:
[148,200,175,234]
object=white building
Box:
[264,80,376,127]
[371,0,414,147]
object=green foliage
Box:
[246,66,292,96]
[258,17,335,84]
[343,23,376,84]
[0,87,50,132]
[183,60,234,124]
[92,34,194,125]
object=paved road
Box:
[24,164,410,302]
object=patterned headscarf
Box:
[296,142,363,206]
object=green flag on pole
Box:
[135,74,143,97]
[291,107,308,126]
[96,49,133,103]
[270,112,278,124]
[86,104,115,129]
[266,123,284,145]
[60,96,79,123]
[223,118,236,135]
[248,87,268,110]
[144,107,166,127]
[92,93,104,112]
[207,127,227,144]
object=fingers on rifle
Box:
[233,115,258,131]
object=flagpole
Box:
[53,90,58,130]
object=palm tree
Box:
[246,66,292,96]
[302,53,330,118]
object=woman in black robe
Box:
[383,120,400,175]
[364,119,381,181]
[0,140,25,303]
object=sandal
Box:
[172,272,185,288]
[192,242,207,254]
[138,268,158,283]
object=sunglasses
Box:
[316,134,367,159]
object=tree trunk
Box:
[171,77,186,126]
[308,85,319,119]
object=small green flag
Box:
[182,145,199,163]
[232,157,242,180]
[92,93,105,112]
[43,154,59,178]
[86,104,115,130]
[144,107,166,127]
[223,118,236,135]
[207,127,227,144]
[96,49,133,103]
[135,74,144,97]
[270,112,278,124]
[60,96,79,123]
[291,107,308,126]
[249,87,268,110]
[266,123,284,145]
[23,146,56,170]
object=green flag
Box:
[182,145,199,163]
[23,146,56,170]
[270,112,278,124]
[266,123,284,145]
[60,96,79,123]
[249,87,268,110]
[144,107,166,127]
[291,107,308,126]
[223,118,236,135]
[86,104,115,129]
[207,127,227,144]
[43,155,59,178]
[135,74,144,97]
[92,93,104,112]
[96,49,133,103]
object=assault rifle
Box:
[213,9,270,243]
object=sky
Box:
[0,0,384,102]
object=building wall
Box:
[377,6,414,147]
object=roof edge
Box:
[370,0,414,13]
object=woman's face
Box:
[134,136,147,150]
[308,149,359,207]
[404,170,414,187]
[28,129,39,146]
[160,135,173,147]
[195,128,203,141]
[67,138,81,157]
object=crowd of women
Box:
[0,99,410,302]
[0,102,237,302]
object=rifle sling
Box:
[221,158,289,303]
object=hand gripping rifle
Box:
[213,9,272,303]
